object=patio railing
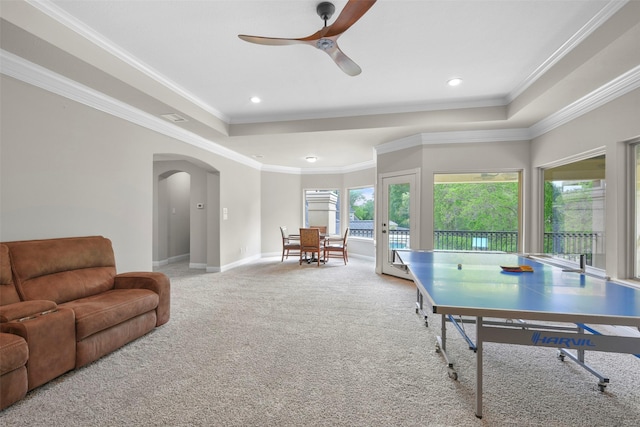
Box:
[352,228,603,262]
[434,230,519,252]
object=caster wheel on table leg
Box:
[447,367,458,381]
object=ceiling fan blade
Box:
[238,35,307,46]
[238,0,376,76]
[324,0,377,38]
[324,44,362,76]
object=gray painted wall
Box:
[0,75,259,272]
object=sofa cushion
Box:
[0,332,28,376]
[61,289,159,340]
[5,236,117,303]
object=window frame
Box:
[432,170,522,253]
[347,185,375,240]
[630,139,640,280]
[539,149,606,272]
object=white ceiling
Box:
[1,0,627,171]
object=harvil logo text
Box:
[531,331,596,348]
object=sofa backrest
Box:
[0,244,21,306]
[4,236,117,304]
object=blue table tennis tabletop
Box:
[395,250,640,327]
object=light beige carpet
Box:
[1,256,638,426]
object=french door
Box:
[379,170,420,277]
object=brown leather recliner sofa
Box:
[0,236,170,410]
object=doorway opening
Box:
[153,155,220,272]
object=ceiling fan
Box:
[238,0,377,76]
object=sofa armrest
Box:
[114,272,170,326]
[0,300,58,322]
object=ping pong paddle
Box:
[500,265,534,273]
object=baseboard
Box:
[152,259,168,268]
[153,254,189,268]
[220,254,262,272]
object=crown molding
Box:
[300,160,377,175]
[375,134,424,155]
[3,45,638,175]
[376,63,640,155]
[375,129,532,155]
[420,128,531,145]
[230,96,507,125]
[260,164,302,175]
[0,49,260,170]
[529,64,640,138]
[26,0,230,123]
[507,0,628,103]
[260,159,376,175]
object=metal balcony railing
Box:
[352,228,603,262]
[434,230,519,252]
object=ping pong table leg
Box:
[441,313,446,352]
[475,316,484,419]
[415,289,428,327]
[435,314,459,380]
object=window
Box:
[348,187,374,239]
[433,172,520,252]
[543,155,605,269]
[635,144,640,279]
[304,189,340,235]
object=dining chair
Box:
[309,225,327,234]
[324,227,349,265]
[280,226,301,262]
[299,228,322,266]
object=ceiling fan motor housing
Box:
[317,2,336,22]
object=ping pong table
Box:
[393,250,640,419]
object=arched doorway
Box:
[153,154,220,272]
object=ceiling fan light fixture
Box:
[316,38,334,50]
[448,78,463,87]
[305,156,318,163]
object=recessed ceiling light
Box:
[447,78,463,87]
[250,96,261,103]
[305,156,317,163]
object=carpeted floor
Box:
[1,256,639,426]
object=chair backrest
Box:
[299,228,320,249]
[4,236,116,304]
[343,227,350,245]
[310,225,327,234]
[280,226,287,240]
